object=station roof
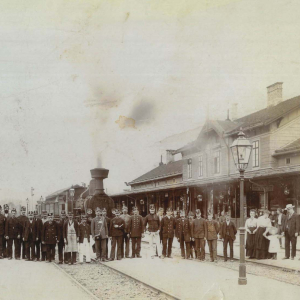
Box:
[273,138,300,156]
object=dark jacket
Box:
[23,219,37,241]
[129,215,144,237]
[205,220,219,240]
[191,218,207,239]
[282,213,300,236]
[0,214,6,236]
[106,217,111,236]
[110,217,125,237]
[160,216,176,238]
[5,216,21,238]
[144,214,160,232]
[176,218,191,242]
[35,218,43,241]
[220,221,237,240]
[78,223,91,243]
[63,220,79,240]
[57,219,66,242]
[120,214,131,233]
[17,215,29,237]
[91,216,108,239]
[42,221,58,244]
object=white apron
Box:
[65,222,77,253]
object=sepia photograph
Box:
[1,0,300,299]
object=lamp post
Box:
[69,185,75,214]
[26,198,29,216]
[230,130,252,285]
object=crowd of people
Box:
[0,202,299,264]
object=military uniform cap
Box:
[28,211,34,216]
[11,208,16,213]
[113,209,120,215]
[132,206,138,212]
[4,204,9,209]
[188,211,194,217]
[195,209,201,215]
[21,206,26,211]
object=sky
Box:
[1,0,300,207]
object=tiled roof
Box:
[129,160,183,184]
[274,138,300,155]
[46,184,82,199]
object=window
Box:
[286,158,291,165]
[199,155,203,177]
[252,141,259,167]
[214,151,220,174]
[188,158,192,178]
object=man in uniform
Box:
[33,211,42,261]
[42,213,58,263]
[2,204,10,258]
[102,208,110,260]
[23,211,37,261]
[157,208,164,247]
[160,207,176,259]
[91,207,108,262]
[41,210,48,261]
[176,210,191,259]
[17,206,28,259]
[109,209,125,261]
[129,207,144,258]
[0,205,5,259]
[120,206,131,258]
[57,210,67,264]
[144,204,161,259]
[5,208,21,260]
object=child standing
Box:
[264,227,280,260]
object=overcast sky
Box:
[1,0,300,206]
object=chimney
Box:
[267,82,283,107]
[159,155,163,166]
[231,103,238,121]
[90,168,109,195]
[166,150,174,164]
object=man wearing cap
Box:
[109,209,125,261]
[157,208,164,246]
[120,206,131,258]
[23,211,37,261]
[282,204,300,260]
[192,209,207,261]
[33,211,42,261]
[5,208,21,260]
[160,207,176,259]
[176,210,191,259]
[91,208,108,261]
[102,208,110,260]
[188,212,196,259]
[144,204,161,259]
[78,215,91,263]
[0,205,6,259]
[129,207,144,259]
[17,206,29,259]
[63,213,79,265]
[42,213,58,263]
[57,210,67,264]
[3,205,10,258]
[41,211,48,261]
[206,213,219,263]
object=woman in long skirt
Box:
[255,210,272,259]
[245,209,258,258]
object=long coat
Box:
[5,216,21,239]
[220,221,237,240]
[129,215,144,238]
[42,221,58,245]
[175,218,191,242]
[0,214,6,236]
[282,213,300,236]
[17,215,29,238]
[91,216,108,239]
[191,218,207,239]
[34,218,43,241]
[23,220,37,241]
[160,216,176,238]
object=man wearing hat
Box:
[63,213,79,265]
[192,209,207,261]
[144,204,161,258]
[18,206,29,259]
[206,212,219,263]
[23,211,37,261]
[91,207,108,261]
[5,208,21,259]
[33,211,42,261]
[120,206,131,258]
[2,205,10,258]
[128,207,144,259]
[282,204,300,260]
[102,208,111,260]
[78,215,91,263]
[0,205,6,259]
[157,208,164,246]
[41,210,48,261]
[160,207,176,259]
[42,213,58,263]
[109,209,125,261]
[176,210,191,259]
[57,210,67,264]
[188,211,196,259]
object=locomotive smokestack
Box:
[90,168,109,195]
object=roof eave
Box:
[129,172,183,185]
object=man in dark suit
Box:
[220,213,237,262]
[17,206,28,259]
[23,211,37,261]
[129,207,144,258]
[5,208,21,260]
[282,204,300,260]
[0,205,5,259]
[160,207,176,259]
[33,211,42,261]
[2,204,10,258]
[102,208,110,260]
[42,213,58,263]
[176,210,191,259]
[57,210,67,264]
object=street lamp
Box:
[69,185,75,214]
[26,198,29,216]
[230,129,252,285]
